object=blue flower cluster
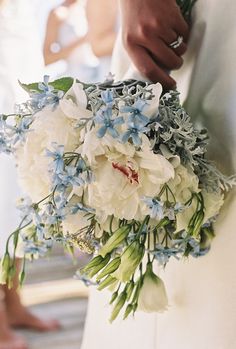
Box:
[46,143,93,193]
[17,197,46,240]
[142,197,185,221]
[173,231,210,258]
[0,115,33,153]
[150,244,180,266]
[28,75,64,112]
[22,238,53,257]
[94,90,151,147]
[0,116,11,153]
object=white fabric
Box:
[81,0,236,348]
[0,0,44,256]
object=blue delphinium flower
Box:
[54,194,67,210]
[17,197,46,239]
[188,238,210,257]
[43,204,67,225]
[142,197,185,221]
[164,202,186,221]
[59,166,85,188]
[76,158,93,184]
[150,244,181,266]
[70,203,95,215]
[173,231,209,257]
[121,120,148,146]
[0,116,13,153]
[0,134,10,153]
[101,89,114,106]
[49,154,92,192]
[120,99,149,126]
[142,197,165,220]
[46,143,65,174]
[29,75,64,111]
[22,238,52,257]
[17,197,36,223]
[9,117,33,145]
[95,106,124,139]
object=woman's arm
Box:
[86,0,118,58]
[43,9,87,65]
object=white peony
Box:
[170,165,224,231]
[80,128,136,166]
[86,143,175,221]
[79,126,175,221]
[168,164,199,203]
[16,105,79,202]
[59,81,93,121]
[62,211,90,236]
[176,189,224,233]
[202,189,224,222]
[167,164,200,232]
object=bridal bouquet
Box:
[0,75,235,321]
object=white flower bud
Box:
[138,263,168,313]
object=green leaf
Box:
[19,81,40,93]
[19,77,74,94]
[50,77,74,92]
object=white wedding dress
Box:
[0,0,43,257]
[81,1,236,348]
[46,1,101,82]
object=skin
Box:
[43,0,88,65]
[86,0,118,58]
[120,0,190,89]
[44,0,118,65]
[0,260,60,349]
[0,305,27,349]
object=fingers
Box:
[161,29,188,57]
[172,6,189,42]
[147,37,184,71]
[128,44,176,89]
[172,41,187,57]
[120,0,191,89]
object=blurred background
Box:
[0,0,119,348]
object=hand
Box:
[120,0,189,89]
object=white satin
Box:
[0,0,44,256]
[81,1,236,348]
